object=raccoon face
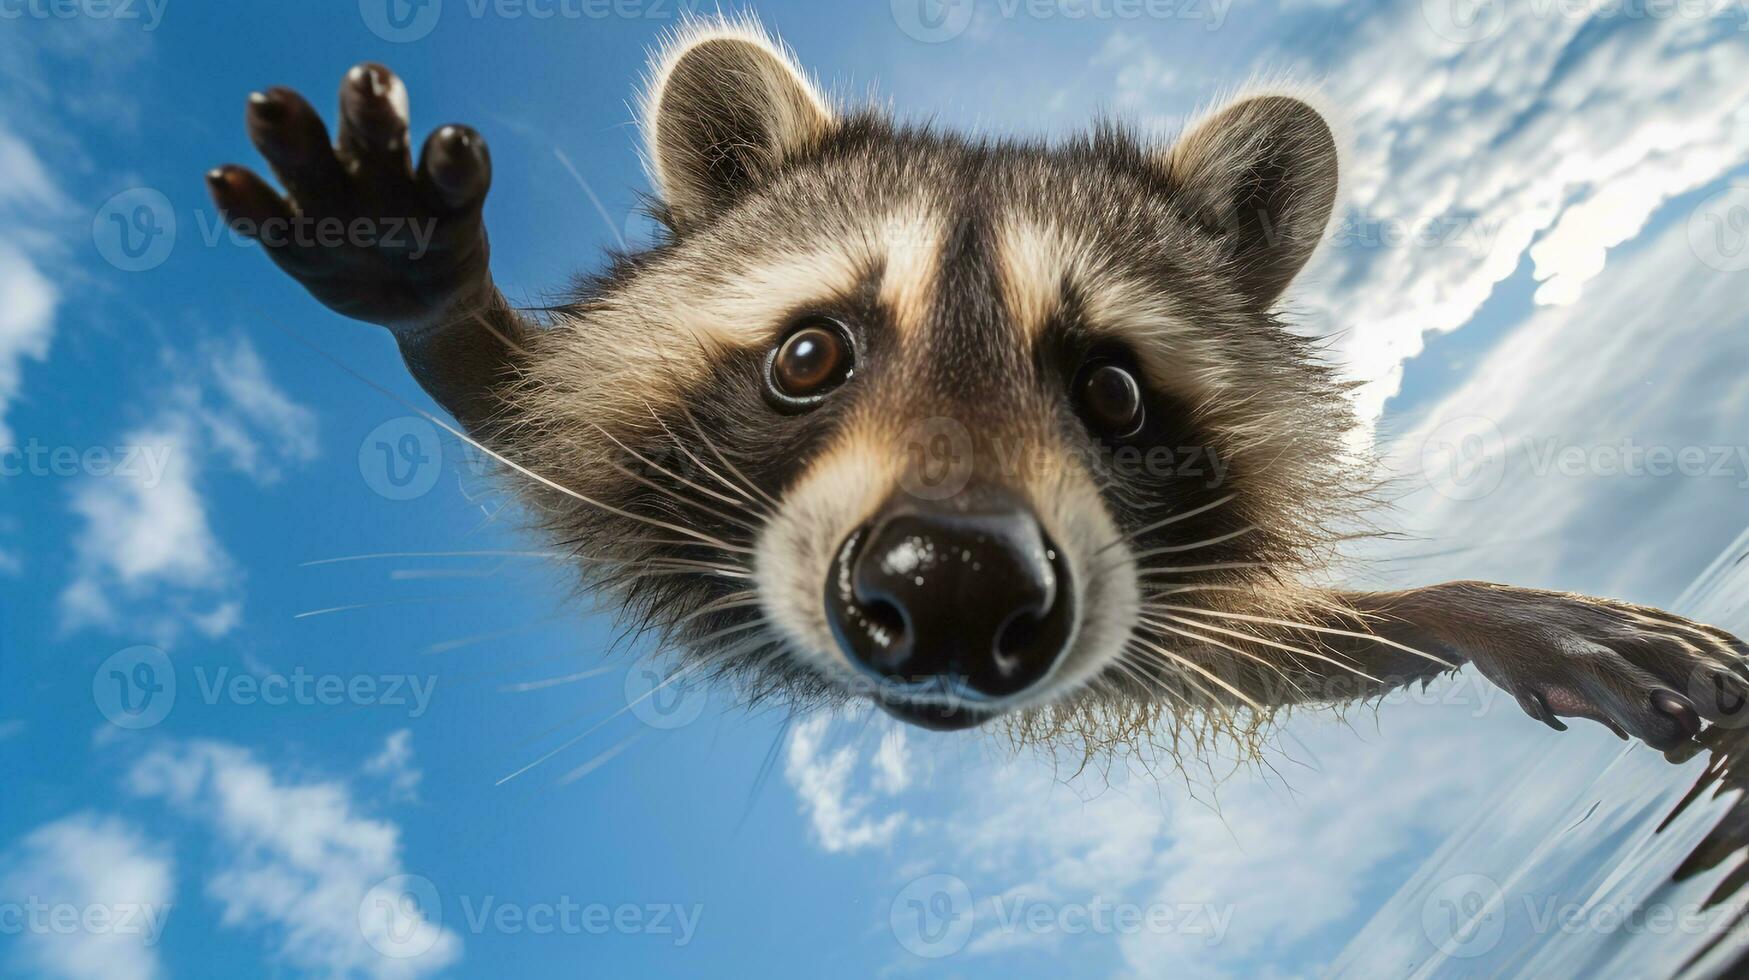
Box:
[509,21,1352,734]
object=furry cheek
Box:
[1019,448,1140,705]
[753,421,901,688]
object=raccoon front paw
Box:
[1459,586,1749,751]
[205,63,493,330]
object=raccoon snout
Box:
[823,491,1077,730]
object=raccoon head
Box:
[506,19,1354,738]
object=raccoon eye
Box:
[767,320,853,405]
[1077,363,1145,438]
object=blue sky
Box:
[3,2,1749,978]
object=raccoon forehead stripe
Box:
[690,246,866,347]
[996,215,1237,404]
[995,216,1096,341]
[875,209,948,339]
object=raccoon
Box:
[207,17,1747,750]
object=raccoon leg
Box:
[1282,583,1749,750]
[205,63,522,434]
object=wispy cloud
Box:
[364,729,425,803]
[125,738,461,978]
[0,813,176,980]
[1083,4,1749,427]
[784,714,909,852]
[0,136,62,448]
[1371,211,1749,607]
[58,335,317,642]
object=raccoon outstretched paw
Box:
[1453,585,1749,751]
[206,63,493,330]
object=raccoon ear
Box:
[641,24,834,230]
[1161,94,1339,308]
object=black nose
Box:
[825,492,1075,728]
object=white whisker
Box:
[1142,612,1383,686]
[1151,604,1456,671]
[1093,494,1237,557]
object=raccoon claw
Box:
[1467,590,1749,751]
[1515,691,1568,733]
[208,63,493,330]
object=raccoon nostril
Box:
[996,608,1047,665]
[863,597,905,630]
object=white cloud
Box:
[61,413,230,637]
[784,714,908,852]
[0,231,58,449]
[202,337,319,483]
[1289,8,1749,424]
[58,335,317,641]
[0,813,175,980]
[1366,207,1749,607]
[126,738,461,979]
[872,727,914,795]
[0,113,72,452]
[787,693,1558,975]
[363,729,424,802]
[1085,6,1749,428]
